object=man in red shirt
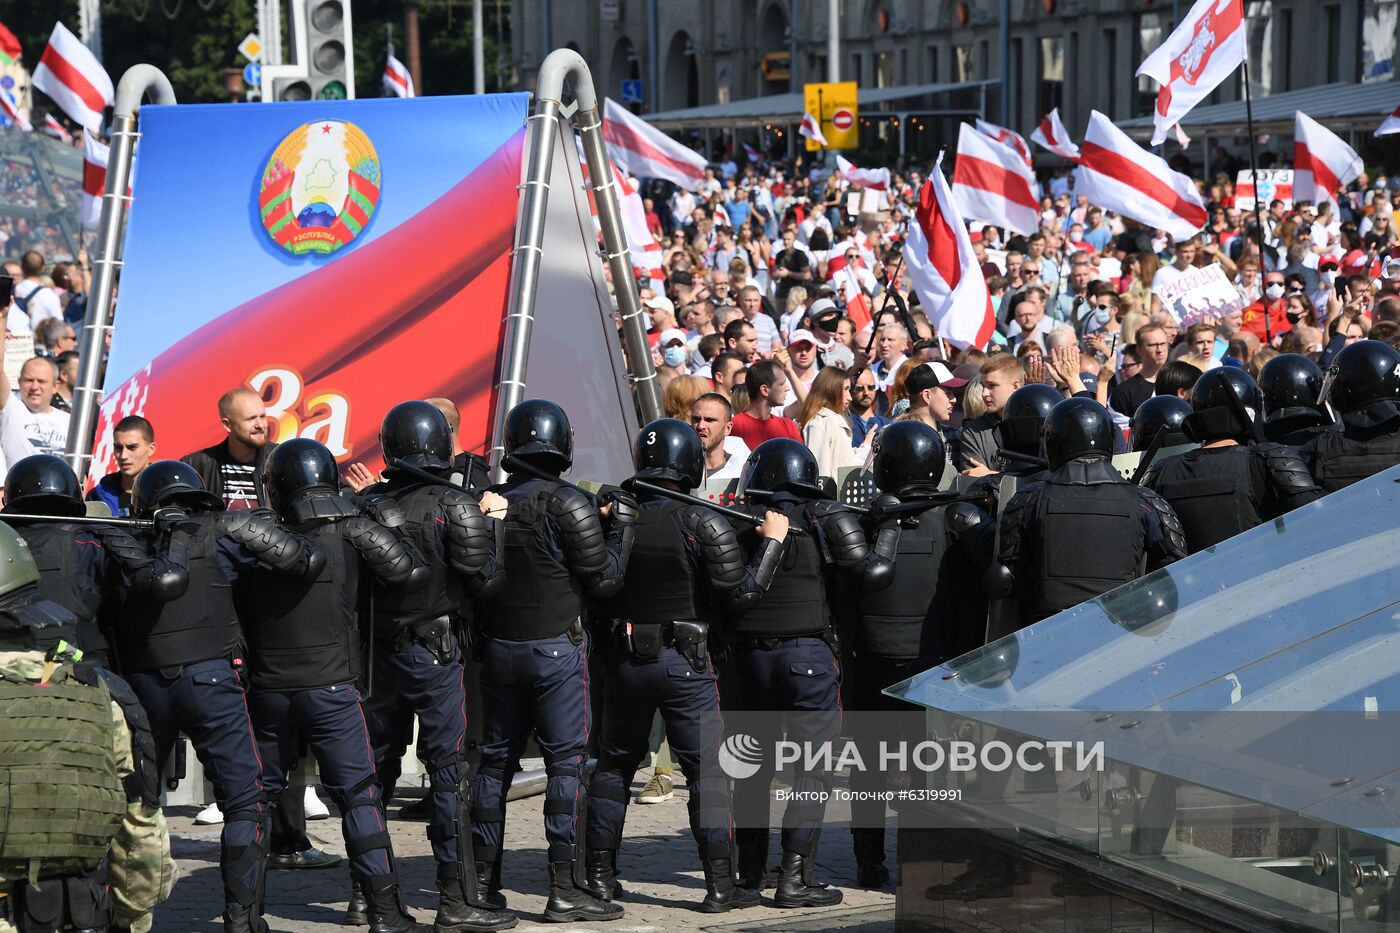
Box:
[730,359,802,446]
[1241,270,1292,344]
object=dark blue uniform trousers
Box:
[129,658,267,907]
[471,633,590,866]
[586,642,731,859]
[363,641,470,867]
[731,637,841,858]
[251,684,393,880]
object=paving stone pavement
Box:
[157,772,896,932]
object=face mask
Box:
[1265,284,1285,300]
[663,346,687,367]
[1321,271,1336,286]
[1092,306,1112,326]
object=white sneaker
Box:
[304,786,330,820]
[195,802,224,825]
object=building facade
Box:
[510,0,1398,134]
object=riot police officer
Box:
[1259,353,1333,447]
[473,399,634,923]
[359,401,514,932]
[239,439,433,933]
[2,454,187,668]
[0,521,173,933]
[1130,395,1193,452]
[730,438,895,907]
[995,399,1186,628]
[118,461,321,933]
[1304,340,1400,492]
[582,419,787,914]
[849,422,989,888]
[1144,367,1320,553]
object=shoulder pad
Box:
[1137,485,1189,559]
[1252,441,1320,492]
[545,483,596,515]
[344,516,423,587]
[1140,459,1165,489]
[680,506,746,592]
[96,668,161,808]
[217,510,309,574]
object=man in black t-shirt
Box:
[1109,324,1170,419]
[772,227,811,304]
[181,387,276,509]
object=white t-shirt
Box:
[1151,264,1191,292]
[12,280,61,327]
[1,394,70,466]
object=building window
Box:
[1104,28,1117,117]
[1362,0,1398,82]
[1276,8,1292,91]
[900,48,909,85]
[1009,37,1024,126]
[876,51,896,88]
[1324,5,1342,83]
[851,52,863,85]
[1135,13,1164,117]
[1039,36,1064,119]
[928,46,940,83]
[1245,1,1273,97]
[955,44,975,81]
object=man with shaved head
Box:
[0,356,71,467]
[425,396,490,491]
[182,386,276,510]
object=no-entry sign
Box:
[831,108,854,131]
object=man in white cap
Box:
[808,299,856,370]
[655,326,691,391]
[643,294,680,338]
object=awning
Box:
[643,80,996,128]
[1117,79,1400,137]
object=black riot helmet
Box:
[1129,395,1193,452]
[2,455,85,518]
[993,384,1063,457]
[872,420,946,494]
[738,438,825,501]
[1258,353,1328,425]
[1043,397,1116,469]
[262,438,340,516]
[131,460,225,516]
[502,399,574,475]
[381,401,453,472]
[1320,339,1400,429]
[632,418,705,489]
[1183,366,1263,442]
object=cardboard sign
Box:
[1235,169,1293,211]
[1152,262,1245,325]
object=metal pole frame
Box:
[488,49,662,482]
[66,65,176,478]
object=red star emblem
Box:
[321,124,332,134]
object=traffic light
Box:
[263,0,356,102]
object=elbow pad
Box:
[548,486,610,577]
[984,563,1017,599]
[861,522,900,592]
[217,511,308,574]
[345,516,422,587]
[441,490,493,579]
[148,565,190,602]
[728,536,787,615]
[92,526,153,574]
[1139,487,1189,561]
[585,522,634,598]
[682,507,747,592]
[470,520,507,599]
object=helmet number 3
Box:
[646,431,657,445]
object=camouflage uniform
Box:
[0,644,175,933]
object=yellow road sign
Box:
[803,81,858,151]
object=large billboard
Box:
[88,95,640,483]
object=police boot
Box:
[434,863,517,932]
[475,857,507,910]
[222,904,269,933]
[543,861,623,923]
[774,850,844,908]
[699,858,761,912]
[581,849,624,902]
[852,828,891,888]
[345,876,370,925]
[735,828,776,891]
[363,874,427,932]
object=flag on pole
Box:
[81,131,108,230]
[974,118,1034,169]
[43,113,72,143]
[1374,104,1400,138]
[0,21,21,65]
[32,22,113,135]
[743,142,762,162]
[611,162,665,292]
[602,98,709,190]
[1137,0,1246,147]
[835,154,891,191]
[1030,108,1081,162]
[383,53,414,97]
[951,123,1039,235]
[0,89,30,131]
[799,111,828,147]
[1294,112,1363,208]
[902,153,996,350]
[1073,110,1207,242]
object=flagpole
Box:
[1242,62,1271,345]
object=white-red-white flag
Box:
[835,154,890,191]
[603,98,708,191]
[1174,122,1193,149]
[743,142,762,162]
[383,53,414,97]
[974,118,1034,169]
[612,163,665,291]
[902,153,996,350]
[0,90,31,132]
[1294,112,1363,208]
[1375,104,1400,138]
[81,131,108,230]
[43,113,72,143]
[1137,0,1246,147]
[32,22,113,135]
[1030,108,1080,162]
[951,123,1040,236]
[799,111,828,147]
[1073,110,1207,242]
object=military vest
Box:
[17,524,105,661]
[733,503,828,638]
[482,483,587,641]
[1309,428,1400,494]
[370,484,464,639]
[600,501,704,625]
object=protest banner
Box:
[1235,169,1293,211]
[1152,262,1245,325]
